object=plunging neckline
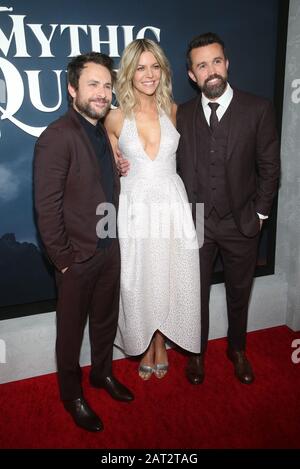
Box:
[133,113,162,162]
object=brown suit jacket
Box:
[34,107,120,270]
[177,89,280,237]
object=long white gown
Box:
[115,113,201,355]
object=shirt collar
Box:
[75,109,100,135]
[202,82,233,109]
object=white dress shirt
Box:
[202,82,233,125]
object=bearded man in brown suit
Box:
[177,33,280,385]
[34,52,133,432]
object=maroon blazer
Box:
[34,107,120,271]
[177,89,280,237]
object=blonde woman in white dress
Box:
[105,39,201,380]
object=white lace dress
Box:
[115,113,201,355]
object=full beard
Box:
[202,74,227,99]
[75,97,111,120]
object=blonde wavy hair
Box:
[115,39,173,117]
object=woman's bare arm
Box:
[104,108,124,162]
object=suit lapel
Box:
[99,120,120,186]
[67,108,102,181]
[192,95,203,168]
[68,108,119,189]
[79,122,103,181]
[226,90,245,160]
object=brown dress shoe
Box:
[185,354,205,384]
[227,349,255,384]
[63,397,103,432]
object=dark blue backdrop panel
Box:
[0,0,279,311]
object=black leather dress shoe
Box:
[63,397,103,432]
[91,375,134,402]
[227,349,255,384]
[185,354,205,385]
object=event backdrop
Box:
[0,0,284,317]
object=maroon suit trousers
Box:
[200,210,260,352]
[55,240,120,400]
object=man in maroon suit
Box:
[34,52,133,432]
[177,33,280,385]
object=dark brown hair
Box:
[186,32,226,69]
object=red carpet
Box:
[0,325,299,449]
